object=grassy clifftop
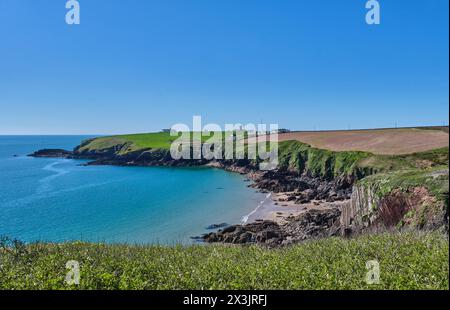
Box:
[77,132,176,154]
[1,232,447,290]
[76,133,449,177]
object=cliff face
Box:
[340,183,449,236]
[340,185,377,235]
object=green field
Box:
[0,232,448,290]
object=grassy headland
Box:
[77,132,176,154]
[76,131,449,178]
[76,132,227,155]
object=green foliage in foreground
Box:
[0,232,448,290]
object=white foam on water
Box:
[36,160,71,194]
[3,179,124,210]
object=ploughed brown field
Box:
[252,127,449,155]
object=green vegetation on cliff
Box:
[76,132,374,177]
[277,140,371,178]
[0,232,447,290]
[358,147,449,173]
[77,132,175,154]
[76,133,449,179]
[359,166,449,203]
[77,132,228,155]
[355,147,449,210]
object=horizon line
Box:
[0,125,448,136]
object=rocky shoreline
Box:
[202,208,342,246]
[29,147,449,246]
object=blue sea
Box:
[0,136,267,244]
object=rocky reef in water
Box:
[30,149,73,158]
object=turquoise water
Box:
[0,136,265,244]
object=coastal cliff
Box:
[340,170,449,235]
[29,135,449,246]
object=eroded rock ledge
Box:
[202,209,342,246]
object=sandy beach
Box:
[243,191,347,225]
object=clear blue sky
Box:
[0,0,448,135]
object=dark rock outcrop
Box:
[202,208,341,246]
[251,172,353,203]
[206,223,229,230]
[28,149,73,158]
[203,221,284,245]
